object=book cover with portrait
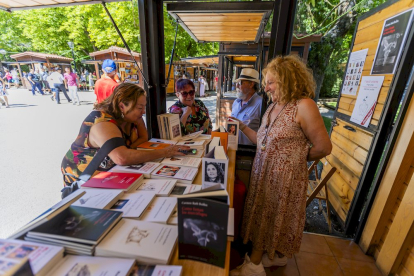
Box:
[201,146,228,190]
[177,197,229,268]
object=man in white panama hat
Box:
[230,68,263,145]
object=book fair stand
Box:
[3,0,414,275]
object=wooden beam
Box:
[376,171,414,275]
[360,98,414,254]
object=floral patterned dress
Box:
[241,101,310,258]
[169,99,212,135]
[61,111,137,185]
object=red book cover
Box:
[81,172,143,190]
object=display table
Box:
[170,149,236,275]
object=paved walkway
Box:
[0,88,333,238]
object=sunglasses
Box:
[178,90,195,97]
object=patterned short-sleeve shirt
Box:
[169,99,212,135]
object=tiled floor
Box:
[265,233,382,276]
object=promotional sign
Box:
[342,49,368,96]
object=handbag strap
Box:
[77,137,126,184]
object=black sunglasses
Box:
[178,90,195,97]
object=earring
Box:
[121,113,124,118]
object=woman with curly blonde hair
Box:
[230,55,332,276]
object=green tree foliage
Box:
[0,2,217,66]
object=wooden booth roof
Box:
[0,0,125,12]
[181,55,219,66]
[89,46,140,60]
[10,52,73,63]
[167,2,273,43]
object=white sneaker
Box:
[230,253,266,276]
[261,252,287,267]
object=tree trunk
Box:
[308,0,356,101]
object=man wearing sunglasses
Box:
[169,79,212,135]
[230,68,263,145]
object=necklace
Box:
[261,103,287,150]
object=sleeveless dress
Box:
[61,111,138,184]
[241,100,310,259]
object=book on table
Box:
[0,257,33,276]
[133,179,177,196]
[180,130,203,141]
[161,156,202,168]
[169,184,202,197]
[72,189,124,209]
[137,141,171,150]
[80,172,144,192]
[177,197,229,268]
[109,162,160,178]
[202,146,229,190]
[167,207,178,225]
[151,165,198,184]
[211,131,228,153]
[8,190,85,240]
[148,138,177,145]
[140,197,177,224]
[45,255,136,276]
[176,139,206,150]
[26,206,122,254]
[130,264,183,276]
[95,219,178,265]
[110,191,156,219]
[173,184,229,204]
[226,119,239,150]
[157,114,182,140]
[0,239,63,276]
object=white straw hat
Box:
[236,68,260,84]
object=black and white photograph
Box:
[204,162,225,185]
[371,9,414,74]
[182,218,226,249]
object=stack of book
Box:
[110,191,156,219]
[25,206,122,255]
[157,114,182,140]
[109,162,160,178]
[80,172,144,192]
[95,219,178,264]
[72,189,124,209]
[151,164,198,184]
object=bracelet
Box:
[240,124,247,131]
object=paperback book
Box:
[202,146,229,190]
[137,141,171,150]
[140,197,177,224]
[157,114,182,140]
[109,162,159,178]
[81,172,143,192]
[134,179,177,196]
[111,191,156,219]
[27,206,122,246]
[177,197,229,268]
[0,239,63,276]
[148,138,177,145]
[46,256,135,276]
[210,131,228,153]
[95,219,178,265]
[0,257,33,276]
[151,165,198,184]
[205,137,222,154]
[169,184,202,197]
[225,119,239,150]
[72,189,124,209]
[176,139,205,150]
[161,156,202,168]
[129,264,182,276]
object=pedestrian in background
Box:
[94,59,119,104]
[0,76,10,108]
[51,67,71,104]
[4,69,12,89]
[88,72,95,91]
[47,69,56,101]
[64,67,81,106]
[27,69,44,95]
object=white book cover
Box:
[167,207,178,225]
[109,162,160,178]
[95,219,178,265]
[46,255,135,276]
[153,265,182,276]
[226,120,239,150]
[140,197,177,224]
[151,165,198,183]
[0,239,64,276]
[167,114,182,140]
[161,156,202,168]
[169,184,202,197]
[202,146,229,190]
[72,189,124,209]
[149,138,177,145]
[111,191,156,218]
[180,130,203,140]
[176,139,205,147]
[134,179,177,196]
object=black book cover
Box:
[177,197,228,268]
[28,206,122,244]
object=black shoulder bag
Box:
[61,137,126,199]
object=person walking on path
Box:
[0,77,10,108]
[94,59,119,104]
[4,69,12,89]
[64,68,81,106]
[51,67,71,104]
[27,69,44,95]
[47,70,57,101]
